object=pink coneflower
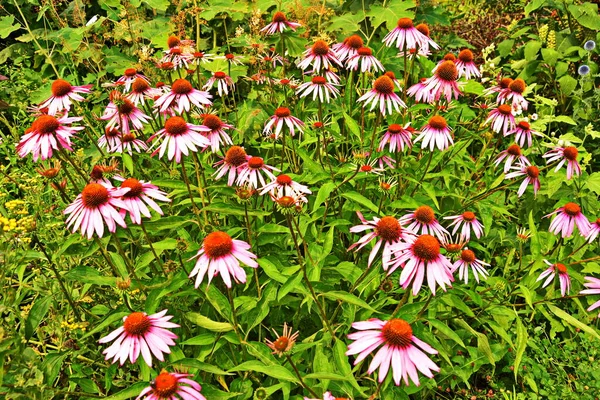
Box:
[415,115,453,151]
[263,107,304,140]
[296,76,339,103]
[17,114,83,162]
[581,277,600,315]
[259,51,284,69]
[136,371,206,400]
[166,35,196,52]
[346,318,439,386]
[505,120,541,148]
[383,71,403,91]
[38,79,92,115]
[455,49,481,79]
[545,202,591,238]
[64,182,129,239]
[400,205,449,239]
[453,249,490,284]
[154,78,212,114]
[236,156,279,189]
[432,53,456,72]
[439,234,468,254]
[116,69,150,92]
[148,116,210,163]
[346,47,385,73]
[201,114,234,153]
[101,96,151,135]
[586,218,600,243]
[414,22,438,52]
[494,144,530,173]
[505,164,540,197]
[203,71,235,97]
[423,61,462,102]
[297,40,342,72]
[498,78,528,110]
[160,46,194,70]
[114,176,170,224]
[193,51,214,65]
[261,11,301,35]
[537,260,570,297]
[542,146,582,180]
[265,323,299,356]
[304,392,340,400]
[189,231,258,288]
[114,133,149,155]
[391,234,454,294]
[379,123,414,153]
[213,146,249,186]
[332,34,364,62]
[99,310,178,367]
[97,127,121,152]
[356,158,385,176]
[221,53,244,66]
[485,104,515,135]
[484,76,513,96]
[383,18,439,51]
[407,78,433,103]
[357,75,406,116]
[126,77,157,106]
[348,212,414,270]
[259,174,312,200]
[443,211,484,240]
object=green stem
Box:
[285,354,319,398]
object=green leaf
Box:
[179,333,216,346]
[142,0,170,12]
[547,304,600,339]
[0,16,20,39]
[277,272,304,301]
[228,361,299,382]
[528,210,540,256]
[304,372,349,380]
[313,182,336,213]
[25,296,52,340]
[429,319,466,348]
[524,41,542,61]
[327,13,365,35]
[498,39,515,57]
[514,314,527,379]
[341,191,379,213]
[541,48,559,66]
[343,112,361,139]
[322,291,378,313]
[42,352,68,385]
[171,358,233,375]
[366,2,415,31]
[524,0,544,16]
[104,382,149,400]
[585,172,600,195]
[558,75,577,96]
[64,266,116,286]
[186,312,233,332]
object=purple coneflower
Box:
[297,40,342,72]
[453,249,490,284]
[505,120,541,148]
[485,104,515,135]
[545,202,591,238]
[423,60,462,102]
[201,114,234,153]
[38,79,92,115]
[263,107,304,140]
[494,144,530,173]
[17,114,83,162]
[213,146,249,186]
[542,146,581,180]
[261,11,301,35]
[154,78,212,114]
[346,47,385,73]
[148,116,210,163]
[126,78,157,106]
[259,174,311,201]
[204,71,235,97]
[415,115,453,151]
[378,123,414,153]
[505,164,540,197]
[498,78,528,110]
[581,277,600,315]
[357,75,406,116]
[265,323,299,356]
[332,34,364,62]
[586,218,600,243]
[407,78,433,103]
[236,156,279,189]
[116,69,150,92]
[101,96,151,135]
[296,76,339,103]
[537,260,570,297]
[455,49,481,79]
[136,371,206,400]
[383,18,439,51]
[114,176,170,224]
[443,211,484,240]
[400,205,449,239]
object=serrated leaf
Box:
[0,16,20,39]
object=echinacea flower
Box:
[346,47,385,73]
[400,205,449,239]
[423,60,462,103]
[390,234,454,295]
[259,174,312,201]
[115,133,149,155]
[407,78,433,103]
[265,323,299,356]
[236,156,279,189]
[38,79,92,115]
[148,116,210,163]
[545,202,591,238]
[114,176,170,224]
[439,234,468,254]
[586,218,600,243]
[64,182,129,239]
[580,276,600,315]
[296,76,340,103]
[96,128,122,152]
[357,75,406,116]
[332,34,364,62]
[505,120,541,148]
[189,231,258,288]
[383,18,439,51]
[201,114,234,153]
[99,310,179,367]
[443,211,484,240]
[414,115,453,151]
[263,107,304,140]
[537,260,570,297]
[494,144,530,173]
[414,22,437,52]
[383,71,403,91]
[193,51,214,65]
[542,146,581,180]
[485,104,515,135]
[378,123,414,153]
[160,46,194,70]
[304,392,342,400]
[154,79,212,114]
[213,146,250,186]
[116,69,150,92]
[453,248,490,284]
[484,76,513,96]
[346,318,440,386]
[505,164,540,198]
[348,212,414,270]
[136,371,206,400]
[101,97,151,135]
[498,78,528,110]
[204,71,235,97]
[261,11,301,35]
[297,40,342,73]
[455,49,481,79]
[397,46,432,60]
[127,77,157,106]
[17,114,83,162]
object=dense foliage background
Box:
[1,0,600,399]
